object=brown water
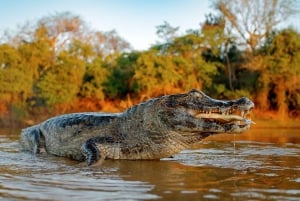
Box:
[1,128,300,201]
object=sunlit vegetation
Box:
[0,0,299,127]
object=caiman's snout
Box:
[187,90,255,127]
[229,97,255,125]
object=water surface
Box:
[0,129,300,201]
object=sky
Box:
[0,0,299,50]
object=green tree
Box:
[103,52,139,99]
[134,43,217,98]
[133,50,181,97]
[165,32,219,92]
[0,44,33,107]
[200,13,236,91]
[80,57,107,100]
[199,13,258,99]
[36,42,86,106]
[253,29,300,117]
[17,24,54,80]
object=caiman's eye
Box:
[189,89,204,99]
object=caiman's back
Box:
[20,112,120,161]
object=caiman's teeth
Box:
[195,113,256,125]
[249,118,256,124]
[241,110,245,118]
[244,119,256,125]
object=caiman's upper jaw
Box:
[189,106,255,126]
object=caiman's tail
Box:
[19,125,44,154]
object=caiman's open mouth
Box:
[190,107,255,126]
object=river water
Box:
[0,128,299,201]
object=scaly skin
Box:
[20,89,254,165]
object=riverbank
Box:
[0,102,299,130]
[252,110,300,129]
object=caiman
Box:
[20,89,255,166]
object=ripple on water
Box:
[1,135,300,201]
[0,174,159,201]
[0,139,160,201]
[167,141,300,171]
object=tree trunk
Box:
[256,88,269,111]
[275,80,288,119]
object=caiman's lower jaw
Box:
[192,108,255,126]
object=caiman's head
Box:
[158,89,254,139]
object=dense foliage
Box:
[0,2,299,125]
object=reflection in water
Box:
[0,128,300,201]
[0,140,158,201]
